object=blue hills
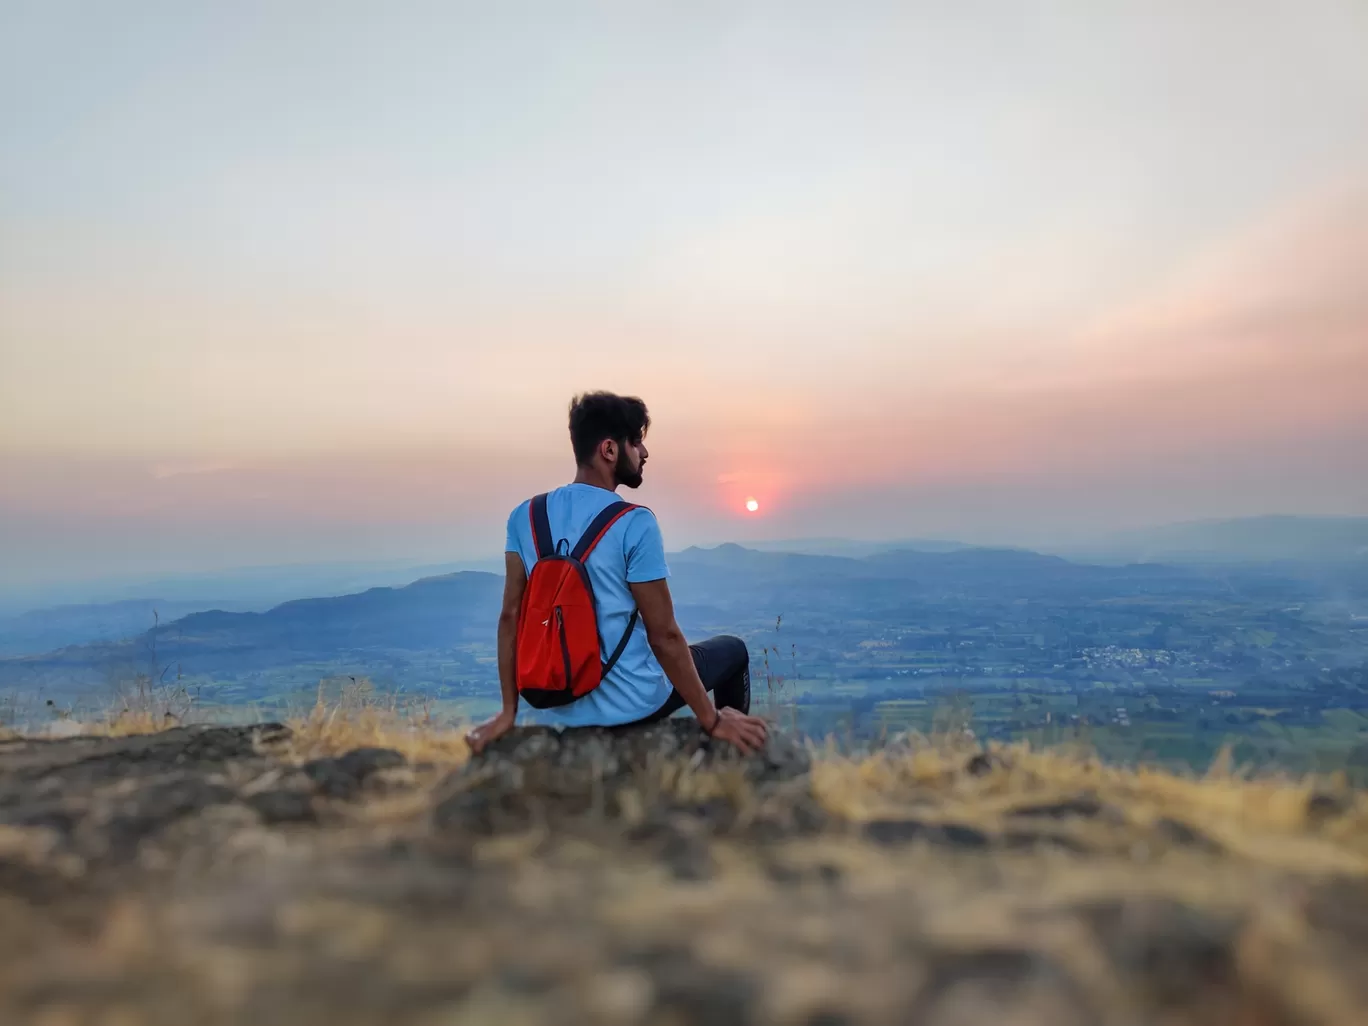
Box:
[2,544,1232,685]
[3,527,1364,709]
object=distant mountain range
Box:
[732,516,1368,566]
[0,556,507,619]
[743,537,973,558]
[0,571,506,697]
[2,516,1364,664]
[0,542,1253,694]
[0,599,257,659]
[0,557,507,657]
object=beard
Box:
[613,447,644,489]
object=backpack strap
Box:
[528,493,554,561]
[601,609,639,676]
[570,501,640,562]
[571,500,646,677]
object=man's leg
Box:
[692,634,751,714]
[629,635,750,725]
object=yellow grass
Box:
[16,698,1368,868]
[281,701,474,767]
[810,736,1368,868]
[55,681,478,768]
[264,707,1368,871]
[97,710,188,736]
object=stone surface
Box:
[0,721,1364,1025]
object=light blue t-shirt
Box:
[505,483,672,726]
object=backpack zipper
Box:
[555,606,572,689]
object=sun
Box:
[745,497,760,513]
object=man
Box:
[466,391,769,755]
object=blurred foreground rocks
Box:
[0,721,1364,1026]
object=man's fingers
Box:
[722,727,765,755]
[466,719,503,755]
[705,712,772,755]
[708,714,770,756]
[716,727,749,755]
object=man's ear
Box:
[600,438,617,464]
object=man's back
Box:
[504,482,672,725]
[468,390,766,757]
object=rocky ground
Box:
[1,720,1366,1025]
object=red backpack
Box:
[515,492,642,709]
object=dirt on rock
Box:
[1,721,1365,1025]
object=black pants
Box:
[628,634,750,725]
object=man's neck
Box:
[572,465,618,492]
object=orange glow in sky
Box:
[2,5,1367,590]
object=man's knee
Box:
[695,634,750,683]
[714,634,749,675]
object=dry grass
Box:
[44,677,478,770]
[811,735,1368,870]
[272,678,474,766]
[280,700,473,767]
[261,704,1368,871]
[97,710,190,736]
[14,691,1368,867]
[6,703,1368,1025]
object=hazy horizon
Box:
[6,512,1367,619]
[4,3,1367,592]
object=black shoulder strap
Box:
[601,609,639,677]
[570,501,638,562]
[572,500,644,675]
[529,493,554,560]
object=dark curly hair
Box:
[568,392,651,466]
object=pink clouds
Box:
[2,182,1365,586]
[801,184,1368,487]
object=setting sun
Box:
[745,498,760,513]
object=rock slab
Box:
[0,722,1364,1026]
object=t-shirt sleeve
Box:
[505,503,527,555]
[623,509,670,583]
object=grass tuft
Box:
[11,690,1367,869]
[281,701,474,767]
[811,734,1368,868]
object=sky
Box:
[2,1,1367,594]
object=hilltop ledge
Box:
[0,719,1365,1025]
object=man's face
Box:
[612,436,649,489]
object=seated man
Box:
[466,391,769,755]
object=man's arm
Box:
[629,578,714,724]
[630,578,768,754]
[466,552,527,753]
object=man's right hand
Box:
[705,706,769,755]
[465,708,516,755]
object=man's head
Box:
[568,391,651,489]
